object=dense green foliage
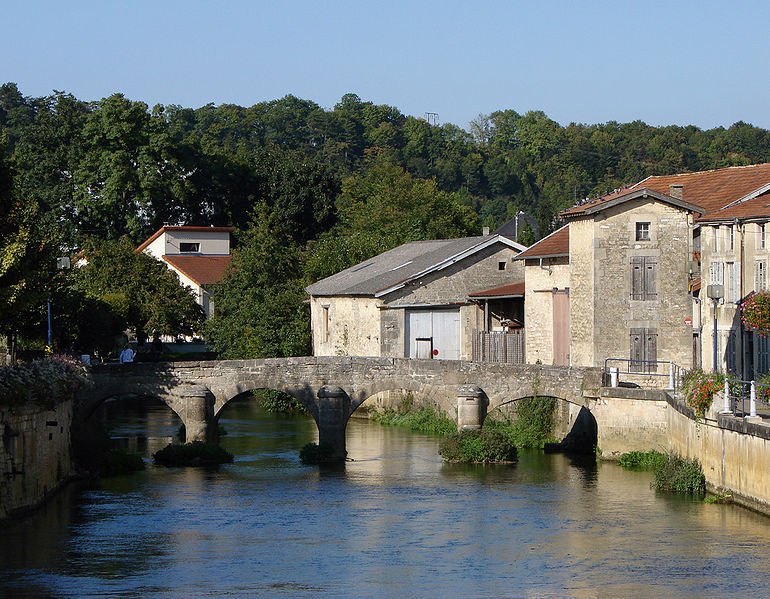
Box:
[439,429,518,463]
[100,450,145,477]
[299,442,339,464]
[4,81,770,355]
[153,441,234,466]
[486,396,556,449]
[618,450,668,471]
[681,369,729,417]
[653,454,707,496]
[370,405,457,436]
[252,389,308,415]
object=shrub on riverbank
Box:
[485,396,556,449]
[0,355,90,408]
[299,442,341,464]
[153,442,234,466]
[370,405,456,436]
[618,450,667,471]
[253,389,308,415]
[653,454,706,496]
[439,429,517,463]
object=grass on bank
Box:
[439,428,518,463]
[619,450,706,497]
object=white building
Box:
[136,225,234,319]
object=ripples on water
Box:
[1,400,770,598]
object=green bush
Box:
[0,355,90,408]
[485,396,556,449]
[439,428,518,463]
[299,442,341,464]
[100,450,145,477]
[153,441,234,466]
[618,450,667,471]
[653,454,706,496]
[371,405,456,436]
[253,389,308,415]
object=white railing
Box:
[603,358,686,393]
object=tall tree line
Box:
[2,82,770,357]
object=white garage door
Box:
[405,309,461,360]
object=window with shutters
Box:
[756,260,767,292]
[757,334,770,376]
[727,329,738,374]
[630,256,657,300]
[630,328,658,372]
[714,225,721,252]
[729,225,735,251]
[761,223,766,251]
[726,261,739,302]
[709,261,724,286]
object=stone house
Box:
[136,225,234,319]
[306,234,526,360]
[523,162,770,378]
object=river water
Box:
[2,399,770,598]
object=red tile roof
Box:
[136,225,235,253]
[515,225,569,259]
[163,255,232,286]
[468,281,525,298]
[698,191,770,221]
[561,163,770,221]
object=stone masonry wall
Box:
[310,296,382,357]
[569,218,595,366]
[523,257,570,365]
[0,399,74,520]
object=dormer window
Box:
[180,242,200,253]
[635,222,651,242]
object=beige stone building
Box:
[525,163,770,379]
[306,234,526,360]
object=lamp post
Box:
[46,256,71,353]
[707,284,724,372]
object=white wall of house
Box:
[310,296,383,356]
[145,230,231,259]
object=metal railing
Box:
[603,358,686,394]
[720,378,770,418]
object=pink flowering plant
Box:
[741,291,770,336]
[682,369,726,418]
[0,355,91,408]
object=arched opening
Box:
[214,389,317,462]
[73,393,184,473]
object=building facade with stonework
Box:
[524,163,770,379]
[306,234,526,360]
[136,226,234,319]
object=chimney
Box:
[669,184,684,200]
[482,226,490,236]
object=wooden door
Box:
[552,290,570,366]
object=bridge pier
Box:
[171,385,217,443]
[316,386,350,462]
[457,385,488,431]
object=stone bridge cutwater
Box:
[79,357,604,460]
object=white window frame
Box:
[726,261,739,302]
[756,260,767,292]
[761,223,767,251]
[709,261,724,286]
[714,225,720,253]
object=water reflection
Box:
[1,400,770,598]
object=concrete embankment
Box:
[0,399,74,520]
[599,387,770,515]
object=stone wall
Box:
[523,256,570,365]
[310,296,383,357]
[0,399,74,520]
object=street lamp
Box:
[46,257,71,353]
[707,284,724,372]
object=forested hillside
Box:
[3,82,770,357]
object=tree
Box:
[205,206,310,359]
[73,237,204,351]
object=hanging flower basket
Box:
[741,291,770,336]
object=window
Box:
[709,261,724,285]
[757,334,770,376]
[729,225,735,251]
[630,328,657,372]
[727,330,738,374]
[726,261,739,302]
[630,256,657,300]
[322,305,330,342]
[180,242,200,253]
[756,261,767,292]
[761,224,767,250]
[714,225,720,252]
[498,261,506,271]
[635,222,651,241]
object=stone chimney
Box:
[482,226,490,236]
[669,184,684,200]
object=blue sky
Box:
[4,1,770,130]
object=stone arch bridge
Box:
[78,357,604,459]
[76,356,601,456]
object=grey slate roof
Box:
[306,236,502,297]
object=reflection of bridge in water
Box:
[79,357,614,459]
